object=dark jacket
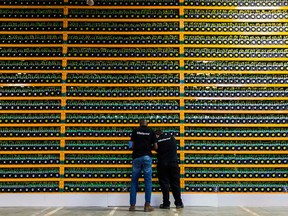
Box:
[156,134,178,164]
[131,126,156,159]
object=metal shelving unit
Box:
[1,0,288,194]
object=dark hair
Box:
[155,130,162,136]
[140,119,148,127]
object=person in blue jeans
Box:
[129,119,157,212]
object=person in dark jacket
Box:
[155,130,183,209]
[129,119,157,212]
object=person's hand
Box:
[87,0,94,6]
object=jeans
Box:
[130,155,152,205]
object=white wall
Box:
[1,194,288,207]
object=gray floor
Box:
[0,206,288,216]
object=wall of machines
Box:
[1,0,288,194]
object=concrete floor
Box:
[0,206,288,216]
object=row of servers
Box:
[1,0,288,193]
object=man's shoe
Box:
[176,204,184,209]
[159,204,170,209]
[144,202,154,212]
[129,205,136,211]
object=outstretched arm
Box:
[154,142,158,151]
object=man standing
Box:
[129,119,157,212]
[155,130,184,209]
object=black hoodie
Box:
[156,134,178,164]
